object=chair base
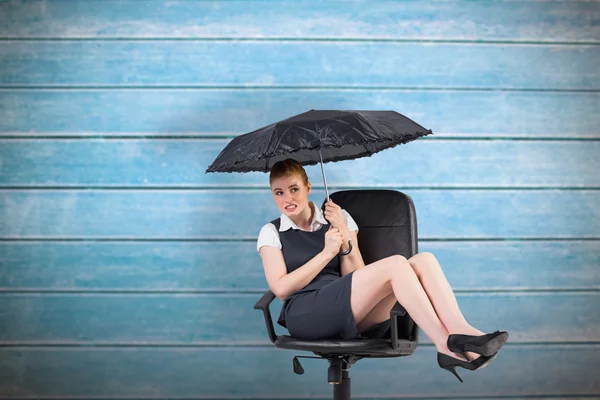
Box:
[288,337,417,399]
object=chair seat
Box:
[275,335,416,357]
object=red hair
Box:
[269,158,309,188]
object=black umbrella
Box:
[205,109,433,200]
[206,109,433,255]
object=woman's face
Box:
[271,174,311,216]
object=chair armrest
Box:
[390,301,407,317]
[390,301,419,350]
[253,290,278,343]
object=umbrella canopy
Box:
[205,109,432,175]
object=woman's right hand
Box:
[323,225,343,257]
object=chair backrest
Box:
[321,189,419,264]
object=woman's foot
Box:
[436,343,470,362]
[447,326,486,361]
[437,351,499,383]
[448,328,508,362]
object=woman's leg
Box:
[407,252,485,359]
[356,292,396,333]
[349,255,468,360]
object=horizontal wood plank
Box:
[0,90,598,137]
[1,241,598,291]
[0,0,597,42]
[0,292,597,344]
[1,190,598,239]
[1,42,597,89]
[0,346,598,397]
[1,139,599,187]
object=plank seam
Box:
[0,395,597,400]
[0,86,599,92]
[1,237,599,242]
[0,342,599,348]
[0,396,598,400]
[0,289,598,295]
[0,37,598,45]
[1,186,600,190]
[1,135,599,140]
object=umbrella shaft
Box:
[319,149,329,202]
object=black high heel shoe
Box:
[437,351,498,383]
[447,330,508,362]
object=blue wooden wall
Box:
[0,1,599,398]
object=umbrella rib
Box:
[330,117,370,139]
[314,121,320,147]
[354,113,381,138]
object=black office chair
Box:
[254,189,420,399]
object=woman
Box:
[257,159,508,382]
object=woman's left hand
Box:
[324,199,349,232]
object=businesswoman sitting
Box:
[257,158,508,382]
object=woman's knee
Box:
[385,255,413,276]
[409,251,436,265]
[388,254,410,266]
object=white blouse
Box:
[257,200,359,254]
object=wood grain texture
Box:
[0,292,597,344]
[1,189,598,239]
[0,346,598,397]
[1,41,597,89]
[0,90,598,137]
[1,241,598,291]
[1,139,599,187]
[1,0,598,397]
[0,0,597,42]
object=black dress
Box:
[272,217,391,340]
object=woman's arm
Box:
[276,250,337,301]
[261,246,336,301]
[340,227,366,277]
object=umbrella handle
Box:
[339,239,353,256]
[320,196,352,255]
